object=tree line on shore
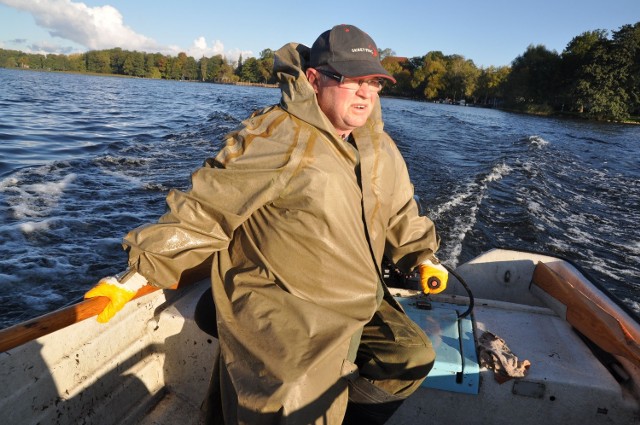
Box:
[382,21,639,122]
[1,21,638,121]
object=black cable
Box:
[443,264,474,319]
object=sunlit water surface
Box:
[1,68,638,328]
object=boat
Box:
[0,248,638,424]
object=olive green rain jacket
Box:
[122,42,440,424]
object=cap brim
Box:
[329,60,397,84]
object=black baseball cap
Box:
[310,24,396,83]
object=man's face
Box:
[306,68,378,137]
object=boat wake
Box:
[0,165,76,220]
[434,162,513,267]
[526,135,549,148]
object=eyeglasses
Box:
[316,69,385,92]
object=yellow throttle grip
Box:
[84,273,147,323]
[84,279,137,323]
[419,260,448,295]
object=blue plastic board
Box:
[395,297,480,394]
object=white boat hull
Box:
[0,280,216,425]
[1,249,638,424]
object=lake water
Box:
[1,68,639,328]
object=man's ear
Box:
[306,68,319,93]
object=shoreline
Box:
[2,67,279,88]
[4,67,637,124]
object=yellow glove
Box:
[419,259,448,295]
[84,272,147,323]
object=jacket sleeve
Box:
[383,143,441,273]
[123,109,294,288]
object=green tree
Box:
[611,23,640,116]
[17,54,29,69]
[206,55,225,81]
[221,58,239,83]
[165,52,189,80]
[504,44,561,111]
[442,55,479,102]
[235,54,243,79]
[381,56,411,96]
[123,51,145,77]
[474,66,510,106]
[183,55,198,80]
[164,56,177,79]
[109,48,126,74]
[0,49,19,67]
[144,53,163,79]
[406,56,427,95]
[43,54,70,71]
[258,49,275,83]
[176,52,188,79]
[30,53,46,69]
[562,29,631,120]
[85,50,111,73]
[240,57,261,82]
[198,57,208,81]
[68,53,86,72]
[561,30,607,113]
[381,56,403,77]
[578,38,628,120]
[411,51,447,100]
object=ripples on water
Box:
[383,100,640,314]
[1,68,639,328]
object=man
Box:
[85,24,448,424]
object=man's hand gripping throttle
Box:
[419,259,448,295]
[84,272,147,323]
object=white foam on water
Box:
[19,219,54,234]
[438,162,513,266]
[1,169,77,219]
[521,161,537,176]
[549,237,572,252]
[100,168,143,185]
[518,183,568,232]
[616,264,640,278]
[527,200,543,215]
[566,223,594,245]
[0,176,19,190]
[622,298,640,315]
[591,261,621,282]
[27,175,74,196]
[485,162,513,182]
[528,135,549,148]
[627,241,640,256]
[435,189,471,217]
[436,162,513,218]
[445,210,479,267]
[143,182,171,191]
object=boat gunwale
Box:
[491,246,640,324]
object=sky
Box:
[0,0,639,68]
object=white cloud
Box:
[0,0,252,60]
[162,36,252,64]
[1,0,159,51]
[227,48,255,64]
[183,37,225,58]
[193,36,208,51]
